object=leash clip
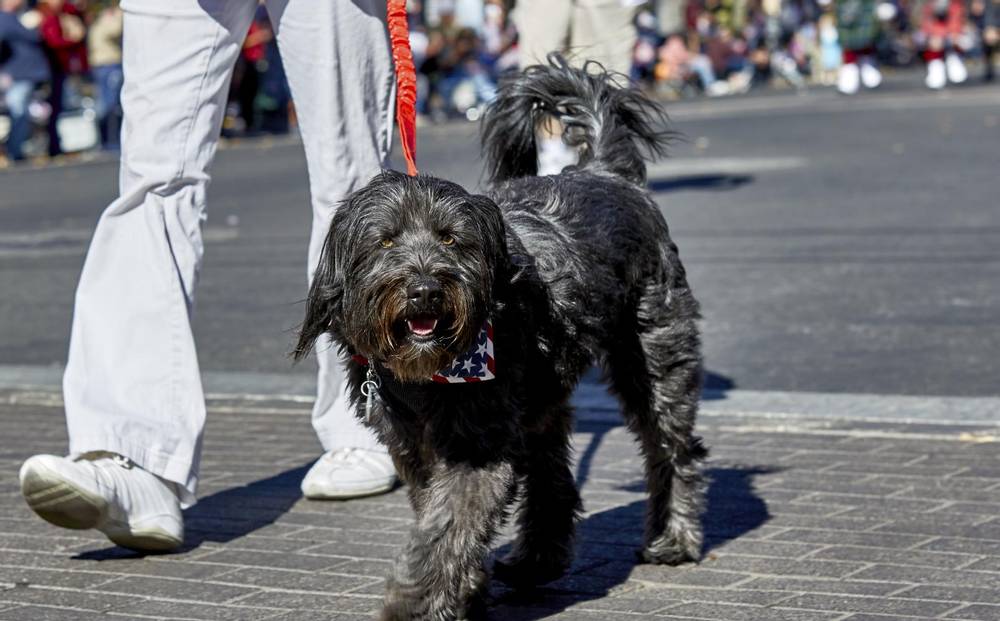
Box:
[361,366,381,424]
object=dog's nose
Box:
[407,280,443,306]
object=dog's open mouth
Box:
[406,315,439,339]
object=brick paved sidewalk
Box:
[1,388,998,621]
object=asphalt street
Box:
[1,80,1000,621]
[2,80,1000,398]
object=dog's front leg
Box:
[380,460,514,621]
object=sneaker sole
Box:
[102,522,183,552]
[20,464,108,530]
[21,461,183,552]
[303,479,397,500]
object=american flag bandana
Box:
[351,320,495,383]
[431,320,495,383]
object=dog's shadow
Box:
[489,454,775,620]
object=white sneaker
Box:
[19,453,183,551]
[945,53,968,84]
[837,63,860,95]
[926,58,947,89]
[859,59,883,89]
[301,448,398,500]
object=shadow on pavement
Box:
[703,370,735,396]
[491,465,773,620]
[648,174,753,193]
[574,369,734,487]
[73,464,310,560]
[74,370,754,618]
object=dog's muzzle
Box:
[405,278,444,339]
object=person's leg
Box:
[265,0,397,497]
[61,0,258,506]
[106,64,124,151]
[21,0,259,551]
[93,64,124,150]
[3,80,34,161]
[46,72,64,157]
[93,65,112,148]
[513,0,573,68]
[570,0,641,76]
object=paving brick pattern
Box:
[1,389,998,620]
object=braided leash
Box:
[387,0,418,176]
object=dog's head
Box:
[295,171,508,383]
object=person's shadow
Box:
[73,465,312,560]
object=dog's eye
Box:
[441,234,455,246]
[379,239,394,249]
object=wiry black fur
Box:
[296,56,706,621]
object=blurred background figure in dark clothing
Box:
[0,0,50,162]
[36,0,87,156]
[87,1,122,150]
[223,5,290,136]
[970,0,999,80]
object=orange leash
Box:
[387,0,418,176]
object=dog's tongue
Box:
[407,317,438,336]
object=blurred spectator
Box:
[514,0,644,76]
[655,32,733,96]
[36,0,88,156]
[815,11,843,84]
[87,2,122,150]
[416,6,499,121]
[970,0,999,80]
[254,17,291,134]
[835,0,884,93]
[917,0,969,88]
[1,0,50,162]
[235,7,269,134]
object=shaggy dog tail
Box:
[481,53,672,185]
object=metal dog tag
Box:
[360,367,381,424]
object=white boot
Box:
[20,453,184,551]
[301,448,398,499]
[837,62,860,94]
[945,53,968,83]
[859,58,883,88]
[926,58,947,89]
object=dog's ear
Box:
[294,226,343,361]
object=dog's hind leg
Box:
[605,284,707,565]
[494,406,581,587]
[381,460,514,621]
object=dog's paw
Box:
[493,552,569,588]
[638,535,700,566]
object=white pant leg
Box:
[63,0,257,507]
[265,0,394,453]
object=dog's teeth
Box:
[407,319,438,336]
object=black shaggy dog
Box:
[295,56,706,621]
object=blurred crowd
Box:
[2,0,998,163]
[636,0,998,96]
